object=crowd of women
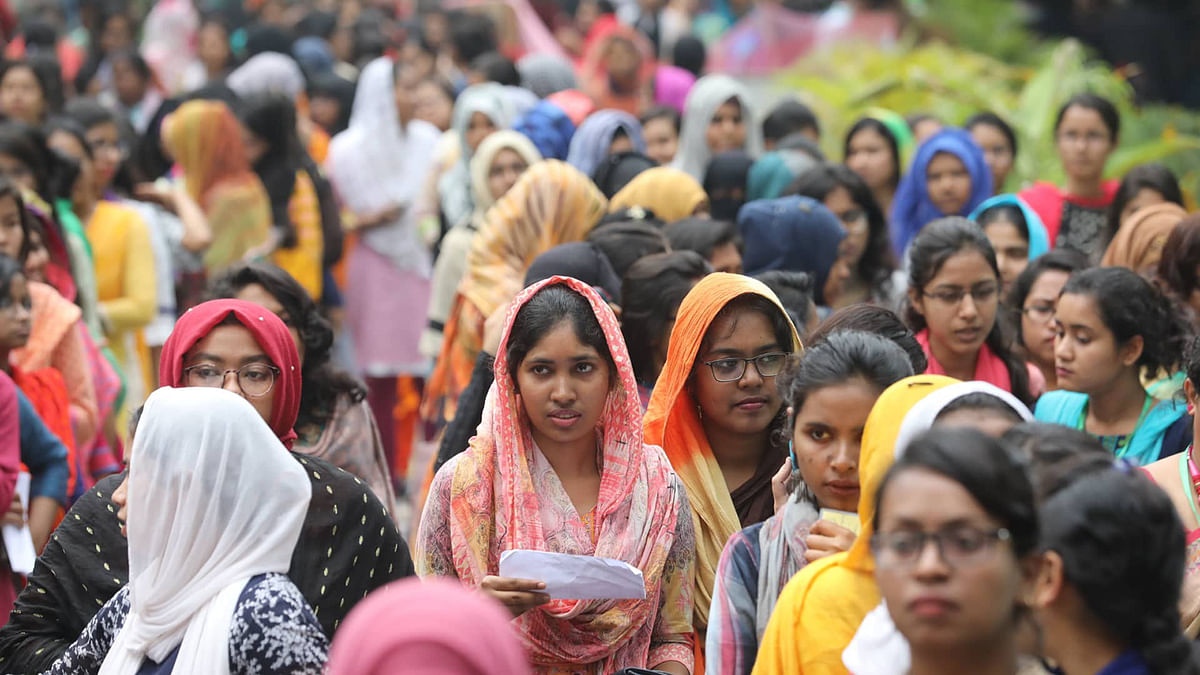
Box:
[0,0,1198,673]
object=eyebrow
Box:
[186,352,274,367]
[527,354,599,364]
[886,516,982,530]
[705,343,782,358]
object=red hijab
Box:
[157,299,302,446]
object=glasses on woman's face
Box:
[872,525,1011,569]
[1021,303,1055,324]
[183,363,280,398]
[922,282,999,308]
[702,352,787,383]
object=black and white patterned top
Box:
[40,574,327,675]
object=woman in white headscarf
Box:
[324,57,441,445]
[41,386,327,674]
[436,83,518,230]
[420,131,542,359]
[671,74,763,182]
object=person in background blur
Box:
[965,112,1018,193]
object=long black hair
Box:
[1040,463,1200,675]
[1105,163,1184,243]
[505,282,615,383]
[906,217,1033,404]
[778,330,912,416]
[621,250,710,386]
[788,162,896,295]
[1060,267,1191,377]
[843,117,901,189]
[206,263,366,435]
[807,303,928,374]
[237,92,303,248]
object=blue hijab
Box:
[969,194,1051,261]
[565,110,646,178]
[890,128,992,257]
[513,100,576,161]
[738,195,847,305]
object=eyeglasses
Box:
[183,363,280,398]
[1021,303,1055,323]
[702,352,787,383]
[922,283,999,307]
[872,526,1011,568]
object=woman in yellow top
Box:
[238,93,324,299]
[162,99,272,274]
[45,119,156,408]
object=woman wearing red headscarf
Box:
[0,299,414,673]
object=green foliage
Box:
[775,37,1200,202]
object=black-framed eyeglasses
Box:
[871,526,1011,568]
[183,363,280,398]
[702,352,788,383]
[922,283,999,307]
[1021,304,1055,323]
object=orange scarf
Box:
[422,160,607,424]
[643,273,800,637]
[12,365,77,499]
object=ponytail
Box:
[1135,612,1200,675]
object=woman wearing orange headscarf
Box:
[643,274,800,646]
[422,160,608,425]
[1101,202,1187,274]
[162,100,272,274]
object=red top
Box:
[1018,180,1120,245]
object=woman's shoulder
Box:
[1033,390,1088,421]
[230,573,327,672]
[236,573,311,614]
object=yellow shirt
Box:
[271,170,324,300]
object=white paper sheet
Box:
[498,550,646,600]
[2,473,35,575]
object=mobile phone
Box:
[819,508,860,534]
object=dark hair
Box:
[672,36,706,78]
[807,303,928,374]
[778,330,913,416]
[1001,423,1110,503]
[0,57,64,119]
[63,97,118,130]
[469,51,520,87]
[1054,93,1120,141]
[108,48,153,82]
[1186,335,1200,390]
[621,250,710,385]
[0,177,31,262]
[935,392,1025,424]
[905,113,940,132]
[505,283,615,382]
[753,271,816,337]
[789,162,896,293]
[665,218,742,258]
[1105,163,1184,244]
[1156,214,1200,305]
[975,204,1029,244]
[0,251,23,303]
[448,11,497,66]
[308,73,357,135]
[874,427,1038,558]
[1040,465,1199,675]
[586,221,670,279]
[237,93,303,248]
[1060,266,1191,376]
[640,105,681,134]
[243,24,294,59]
[964,111,1018,158]
[295,10,338,40]
[206,263,367,434]
[0,122,58,199]
[763,99,820,144]
[843,118,901,189]
[43,116,93,160]
[906,217,1033,405]
[1006,249,1089,348]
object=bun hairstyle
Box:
[1060,266,1192,377]
[1040,464,1200,675]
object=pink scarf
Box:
[446,276,683,670]
[916,329,1013,393]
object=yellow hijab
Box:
[752,375,957,675]
[608,167,709,222]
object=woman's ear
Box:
[1119,335,1145,368]
[1030,550,1064,610]
[1186,378,1197,415]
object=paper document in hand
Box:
[499,550,646,600]
[2,472,35,575]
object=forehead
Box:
[1054,291,1102,326]
[525,320,601,357]
[878,467,994,527]
[703,305,779,351]
[184,324,270,362]
[927,250,994,286]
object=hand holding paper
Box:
[499,550,646,600]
